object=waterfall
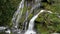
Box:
[12,0,24,28]
[23,1,41,31]
[0,0,60,34]
[25,10,28,31]
[11,0,25,34]
[24,10,45,34]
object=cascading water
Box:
[24,10,28,31]
[23,0,41,32]
[5,29,11,34]
[12,0,24,28]
[11,0,24,34]
[0,0,60,34]
[0,27,7,31]
[11,0,41,34]
[24,10,45,34]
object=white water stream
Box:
[11,0,24,34]
[12,0,24,28]
[24,10,45,34]
[0,0,60,34]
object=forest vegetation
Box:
[0,0,60,34]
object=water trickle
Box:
[25,10,28,31]
[11,0,25,34]
[12,0,24,28]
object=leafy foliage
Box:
[0,0,21,26]
[0,0,60,34]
